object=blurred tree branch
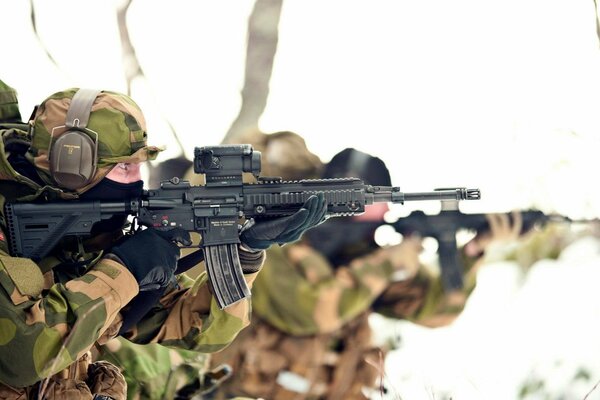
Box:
[29,0,59,69]
[222,0,284,144]
[116,0,192,187]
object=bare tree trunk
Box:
[116,0,192,187]
[222,0,284,144]
[116,0,144,96]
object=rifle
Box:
[5,144,481,309]
[390,203,578,292]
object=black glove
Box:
[240,193,328,252]
[107,227,192,291]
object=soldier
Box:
[0,89,326,399]
[94,130,326,400]
[204,132,479,400]
[96,337,214,400]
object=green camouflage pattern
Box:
[210,240,474,400]
[97,338,209,400]
[0,256,138,388]
[0,125,77,203]
[501,223,581,269]
[0,232,258,392]
[251,242,396,336]
[250,240,471,336]
[97,270,259,400]
[0,116,261,396]
[0,79,21,123]
[0,238,258,393]
[121,269,253,351]
[377,223,583,324]
[28,88,163,193]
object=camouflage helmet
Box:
[238,129,323,180]
[0,79,22,123]
[27,88,162,194]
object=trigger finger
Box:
[173,229,193,246]
[158,227,192,246]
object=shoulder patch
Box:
[0,255,43,298]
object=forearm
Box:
[335,247,398,322]
[407,268,473,327]
[0,258,138,387]
[123,248,265,352]
[252,244,397,336]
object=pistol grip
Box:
[438,233,464,291]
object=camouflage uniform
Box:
[93,276,244,400]
[97,338,209,400]
[206,132,477,400]
[208,240,475,400]
[0,89,263,399]
[98,130,475,400]
[0,79,21,122]
[96,130,326,399]
[475,222,586,270]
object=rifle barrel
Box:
[385,187,481,204]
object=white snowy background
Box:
[3,1,600,398]
[371,234,600,400]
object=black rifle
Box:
[391,205,577,292]
[5,144,481,309]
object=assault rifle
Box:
[390,203,578,292]
[5,144,481,309]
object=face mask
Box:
[79,178,144,201]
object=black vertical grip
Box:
[437,231,464,291]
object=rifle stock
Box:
[5,144,481,309]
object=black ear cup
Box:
[49,130,97,190]
[48,89,101,191]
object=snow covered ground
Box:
[371,234,600,400]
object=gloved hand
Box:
[481,211,523,263]
[107,227,192,291]
[240,193,328,252]
[463,211,525,269]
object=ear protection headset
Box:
[48,88,101,191]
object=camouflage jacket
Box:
[209,241,476,400]
[0,79,21,123]
[0,129,264,399]
[96,337,209,400]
